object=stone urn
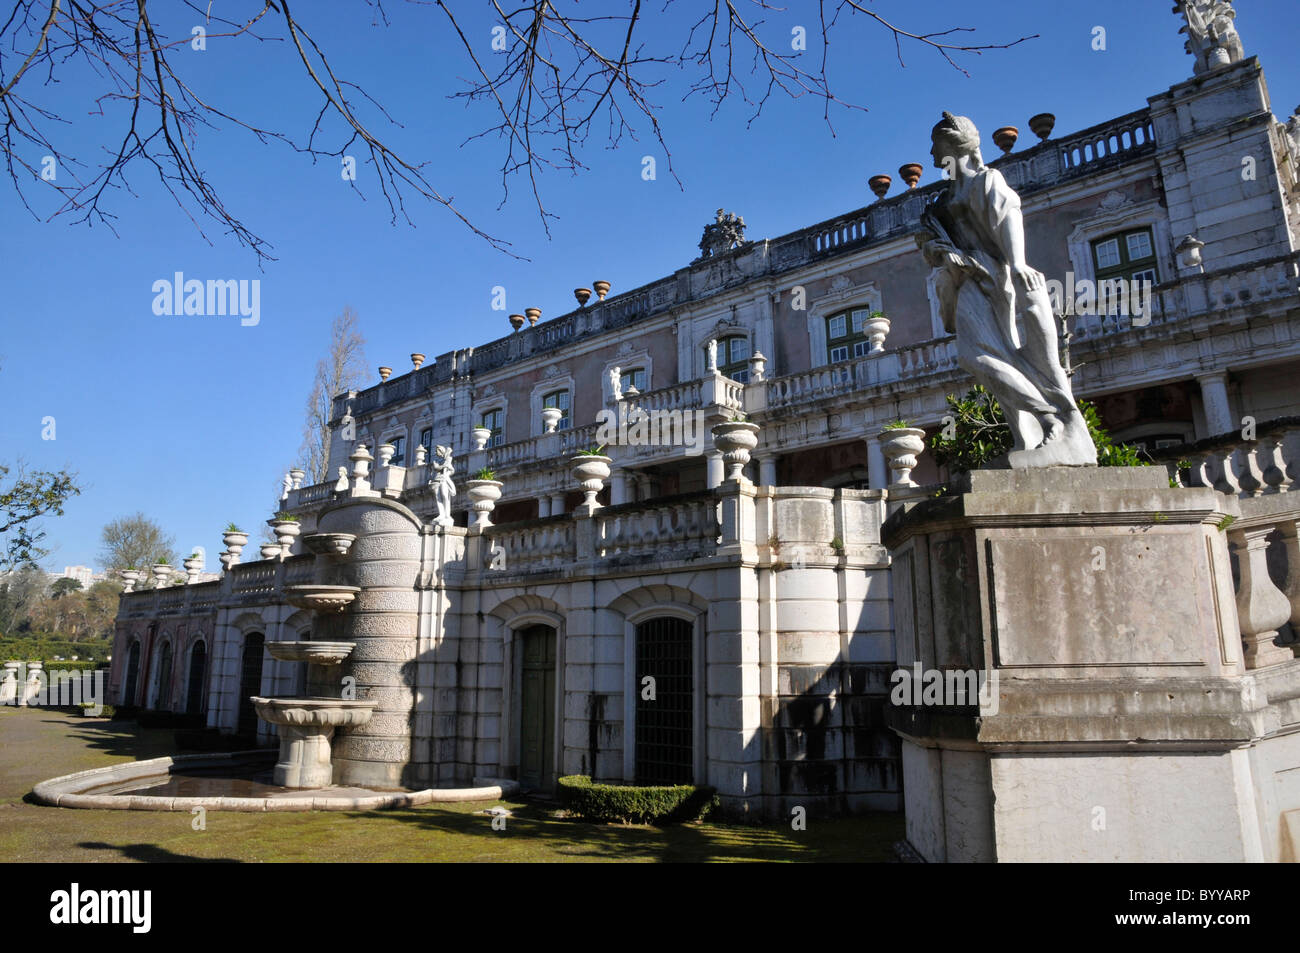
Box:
[509,313,526,331]
[880,426,926,487]
[119,569,141,593]
[289,468,306,490]
[269,518,301,556]
[183,555,202,584]
[302,532,357,559]
[711,421,761,482]
[259,542,282,561]
[378,366,392,381]
[151,563,172,588]
[868,174,892,200]
[465,479,504,528]
[1028,112,1055,141]
[222,530,249,560]
[992,126,1019,154]
[284,584,361,613]
[472,427,492,451]
[865,313,891,352]
[749,351,767,382]
[898,163,924,189]
[570,454,612,509]
[0,661,20,706]
[593,280,611,300]
[574,287,592,308]
[541,406,564,434]
[377,443,396,467]
[525,307,542,327]
[411,353,426,369]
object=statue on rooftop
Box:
[431,445,455,526]
[915,112,1096,468]
[698,208,747,259]
[1174,1,1243,74]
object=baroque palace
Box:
[109,5,1300,859]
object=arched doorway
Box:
[186,641,207,715]
[235,633,265,737]
[634,616,694,784]
[122,640,141,706]
[517,624,557,792]
[153,641,173,710]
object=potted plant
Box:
[711,415,761,482]
[880,421,927,487]
[222,523,249,553]
[269,512,302,554]
[569,446,613,509]
[119,568,141,593]
[465,467,504,528]
[151,560,172,588]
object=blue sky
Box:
[3,1,1297,571]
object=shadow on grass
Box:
[77,841,241,863]
[353,799,901,862]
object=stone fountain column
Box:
[313,498,423,789]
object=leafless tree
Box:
[299,306,368,484]
[1,1,1033,259]
[98,511,176,586]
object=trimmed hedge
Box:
[557,775,718,824]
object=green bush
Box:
[557,775,718,824]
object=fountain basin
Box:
[251,696,376,788]
[265,640,357,665]
[283,584,360,613]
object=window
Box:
[1091,227,1159,314]
[635,616,694,785]
[542,389,571,430]
[826,308,872,364]
[712,336,750,383]
[419,427,433,457]
[481,408,505,447]
[620,367,646,393]
[389,435,405,466]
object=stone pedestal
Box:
[883,467,1300,862]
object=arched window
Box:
[122,640,141,706]
[1091,227,1158,314]
[153,641,173,710]
[480,408,505,448]
[711,336,751,383]
[236,633,265,737]
[542,389,571,430]
[825,308,873,363]
[635,616,694,784]
[619,367,646,393]
[186,641,207,715]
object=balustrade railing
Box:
[483,520,575,573]
[596,494,719,561]
[1161,418,1300,498]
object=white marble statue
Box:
[706,339,718,373]
[281,472,293,501]
[916,112,1096,468]
[609,365,622,402]
[334,466,349,492]
[431,445,456,526]
[1174,1,1243,74]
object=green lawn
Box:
[0,707,903,862]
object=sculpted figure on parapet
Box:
[431,445,455,525]
[916,111,1096,468]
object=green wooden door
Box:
[519,626,556,792]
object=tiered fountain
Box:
[250,531,375,789]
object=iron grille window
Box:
[635,616,694,784]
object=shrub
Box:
[557,775,718,824]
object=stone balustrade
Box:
[595,494,719,561]
[483,519,575,574]
[1156,420,1300,669]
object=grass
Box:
[0,708,903,863]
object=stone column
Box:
[707,451,724,489]
[757,456,777,487]
[538,495,552,518]
[550,492,566,516]
[611,468,630,505]
[1198,371,1235,437]
[866,434,887,490]
[1228,525,1294,669]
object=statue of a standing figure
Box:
[917,112,1096,468]
[706,339,718,373]
[431,445,456,526]
[609,366,623,402]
